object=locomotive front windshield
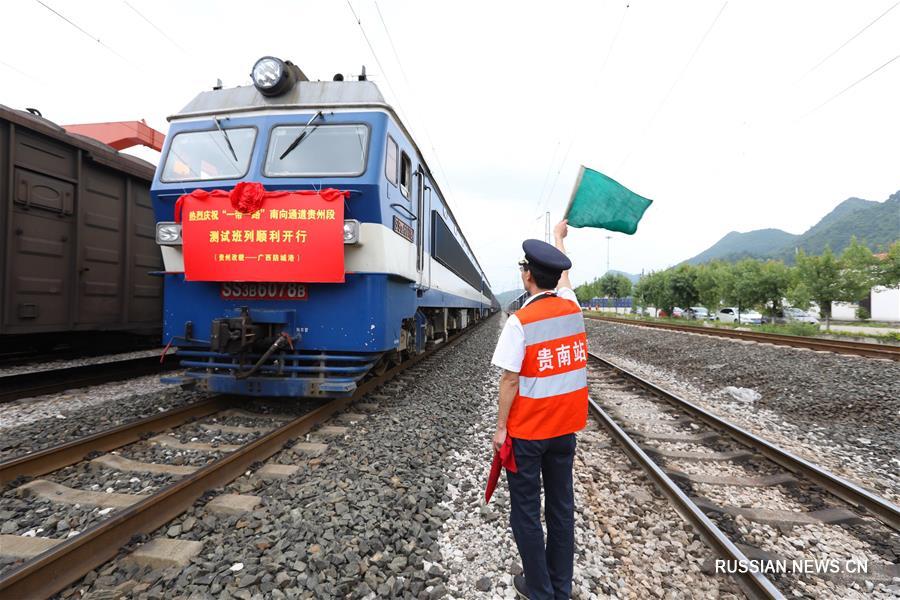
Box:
[161,127,256,182]
[264,124,369,177]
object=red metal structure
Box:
[63,120,165,152]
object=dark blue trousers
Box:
[506,433,576,600]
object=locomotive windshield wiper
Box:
[213,116,239,163]
[279,111,323,160]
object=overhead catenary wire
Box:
[34,0,136,67]
[541,1,629,218]
[121,0,187,54]
[373,0,412,93]
[372,0,457,200]
[800,0,900,80]
[543,137,577,217]
[615,0,728,175]
[345,1,411,127]
[804,51,900,116]
[534,140,560,213]
[0,59,44,84]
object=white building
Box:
[831,286,900,322]
[871,286,900,321]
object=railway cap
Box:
[521,239,571,272]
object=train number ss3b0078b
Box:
[220,283,308,300]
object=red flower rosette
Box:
[230,181,266,214]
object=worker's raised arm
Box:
[553,219,573,291]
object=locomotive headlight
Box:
[251,56,294,96]
[156,222,182,245]
[252,57,282,88]
[343,219,360,244]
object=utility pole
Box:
[606,235,612,273]
[545,212,551,243]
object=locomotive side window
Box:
[431,211,481,290]
[385,136,398,185]
[264,124,369,177]
[161,127,256,182]
[399,152,412,198]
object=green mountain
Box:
[683,191,899,265]
[776,193,898,261]
[604,270,640,284]
[684,229,798,265]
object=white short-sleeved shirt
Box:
[491,287,580,373]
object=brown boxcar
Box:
[0,105,162,341]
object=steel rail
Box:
[0,318,488,599]
[587,397,785,600]
[0,397,227,486]
[0,354,181,404]
[589,352,900,533]
[584,314,900,361]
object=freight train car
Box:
[153,57,496,397]
[0,106,162,349]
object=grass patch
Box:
[755,322,819,336]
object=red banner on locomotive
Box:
[177,187,346,283]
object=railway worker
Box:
[490,219,589,600]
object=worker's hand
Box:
[554,219,569,241]
[492,425,507,453]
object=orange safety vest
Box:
[507,294,589,440]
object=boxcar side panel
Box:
[1,109,162,337]
[129,181,163,324]
[4,136,77,333]
[0,120,8,328]
[15,128,78,181]
[77,163,126,325]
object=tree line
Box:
[576,239,900,322]
[574,273,633,305]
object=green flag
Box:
[564,166,652,235]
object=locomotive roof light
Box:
[251,56,307,97]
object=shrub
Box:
[856,307,870,320]
[757,322,819,337]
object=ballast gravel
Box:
[62,320,501,599]
[584,319,900,503]
[53,315,748,600]
[0,375,199,460]
[733,517,899,599]
[437,366,741,599]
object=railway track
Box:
[0,336,162,370]
[0,353,180,404]
[0,321,485,599]
[587,351,900,599]
[584,314,900,361]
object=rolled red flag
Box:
[485,435,517,503]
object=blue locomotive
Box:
[153,57,496,397]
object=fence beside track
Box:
[584,314,900,361]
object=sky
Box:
[2,0,898,293]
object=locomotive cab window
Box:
[161,127,256,182]
[385,136,398,185]
[264,124,369,177]
[399,152,412,198]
